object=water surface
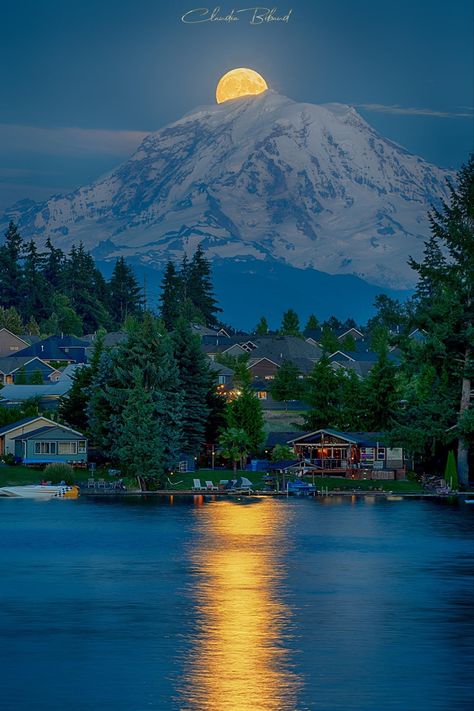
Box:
[0,495,473,710]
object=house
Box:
[0,328,30,357]
[288,429,408,479]
[336,327,365,342]
[247,357,280,380]
[0,357,60,385]
[0,416,86,461]
[207,359,234,392]
[12,423,87,466]
[247,336,322,376]
[10,335,89,364]
[0,364,82,409]
[329,344,400,378]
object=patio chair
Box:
[205,480,218,491]
[87,478,95,488]
[97,478,106,489]
[192,478,204,491]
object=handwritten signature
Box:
[181,7,293,25]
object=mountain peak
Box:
[2,93,453,289]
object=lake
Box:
[0,495,473,710]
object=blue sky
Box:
[0,0,472,211]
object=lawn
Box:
[0,465,423,494]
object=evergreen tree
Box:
[113,368,164,480]
[320,325,339,353]
[43,293,83,335]
[341,334,357,352]
[271,360,303,408]
[335,368,365,430]
[159,261,183,330]
[0,222,23,308]
[172,318,210,455]
[303,355,340,430]
[255,316,269,336]
[16,366,27,384]
[108,257,142,327]
[226,385,265,452]
[60,333,105,432]
[406,155,474,484]
[187,244,222,327]
[304,314,319,332]
[0,306,23,333]
[324,316,342,331]
[362,349,400,430]
[63,243,110,332]
[22,240,50,321]
[25,316,40,336]
[43,238,64,290]
[280,309,300,336]
[370,325,390,354]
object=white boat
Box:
[0,485,79,499]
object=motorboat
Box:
[0,484,79,499]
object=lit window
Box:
[257,391,267,399]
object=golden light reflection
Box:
[178,500,301,710]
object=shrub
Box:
[44,462,75,483]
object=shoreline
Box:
[78,489,474,499]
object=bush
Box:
[44,462,75,483]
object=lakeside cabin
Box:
[0,416,87,466]
[288,429,409,480]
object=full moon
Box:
[216,68,268,104]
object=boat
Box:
[464,499,474,504]
[0,485,79,499]
[286,480,317,496]
[386,495,403,501]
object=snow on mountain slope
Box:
[2,91,453,288]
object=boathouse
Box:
[288,429,408,479]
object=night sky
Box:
[0,0,472,211]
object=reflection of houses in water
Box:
[289,429,409,480]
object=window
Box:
[217,375,226,385]
[257,391,267,400]
[78,440,87,453]
[34,442,56,454]
[58,441,77,455]
[360,447,374,462]
[377,447,386,460]
[9,346,19,351]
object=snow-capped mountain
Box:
[2,91,453,289]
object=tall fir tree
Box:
[271,360,303,408]
[303,355,341,430]
[172,317,210,455]
[187,244,222,327]
[0,222,23,308]
[255,316,269,336]
[108,257,142,327]
[21,240,50,322]
[280,309,300,336]
[159,261,183,330]
[304,314,319,333]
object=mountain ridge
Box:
[1,90,453,290]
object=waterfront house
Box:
[12,424,87,466]
[288,429,408,479]
[0,416,86,461]
[10,335,89,364]
[0,356,60,385]
[0,329,30,357]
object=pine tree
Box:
[255,316,269,336]
[43,238,64,290]
[108,257,142,327]
[0,222,23,308]
[341,334,357,352]
[271,360,303,408]
[304,314,319,332]
[0,306,23,333]
[159,261,183,330]
[226,385,265,452]
[60,333,105,432]
[187,245,222,327]
[22,240,50,322]
[320,326,339,353]
[25,316,40,336]
[113,368,164,480]
[303,355,340,430]
[43,293,83,335]
[407,155,474,484]
[16,366,27,384]
[335,368,365,430]
[63,243,110,332]
[172,317,210,455]
[280,309,300,336]
[362,349,400,430]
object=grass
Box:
[0,465,423,493]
